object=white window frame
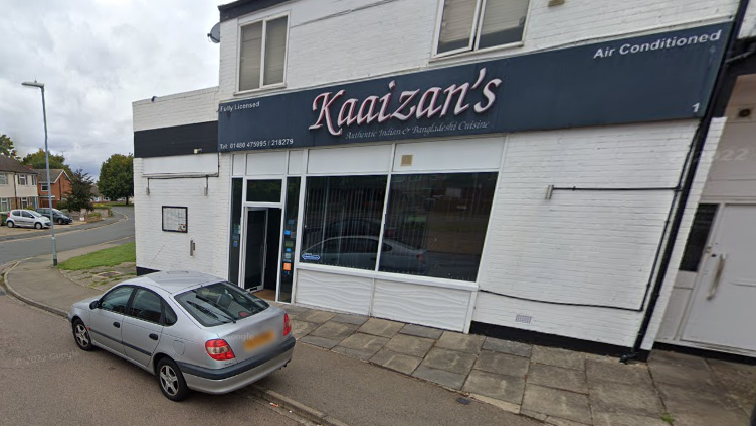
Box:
[0,197,9,211]
[41,183,49,192]
[18,174,27,185]
[431,0,530,59]
[32,175,37,186]
[236,12,291,95]
[20,197,29,209]
[0,172,7,185]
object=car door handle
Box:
[113,322,120,328]
[149,333,159,341]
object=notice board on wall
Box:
[162,206,188,233]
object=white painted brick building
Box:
[133,0,756,360]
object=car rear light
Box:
[283,313,292,337]
[205,339,235,361]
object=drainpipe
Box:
[620,0,751,364]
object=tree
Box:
[0,134,19,160]
[21,149,72,176]
[64,169,93,212]
[99,154,134,205]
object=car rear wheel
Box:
[34,223,42,230]
[157,358,189,401]
[6,221,13,228]
[72,319,93,351]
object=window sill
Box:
[234,83,287,97]
[430,41,525,64]
[296,262,479,292]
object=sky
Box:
[0,0,226,180]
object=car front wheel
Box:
[34,223,42,230]
[72,319,93,351]
[57,218,64,225]
[157,357,189,401]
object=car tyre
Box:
[157,357,190,401]
[72,319,93,351]
[6,221,13,228]
[57,218,64,225]
[34,223,42,230]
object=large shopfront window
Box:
[302,175,387,270]
[300,172,497,281]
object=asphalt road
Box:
[0,292,302,426]
[0,207,136,264]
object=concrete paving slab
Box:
[295,310,337,324]
[421,347,478,375]
[672,409,748,426]
[648,350,709,370]
[532,346,586,371]
[291,320,319,338]
[370,349,422,375]
[357,318,404,338]
[280,305,309,315]
[474,350,530,378]
[330,313,369,325]
[332,345,379,361]
[586,359,653,386]
[300,335,341,349]
[706,358,756,413]
[338,332,390,354]
[462,370,526,404]
[528,363,588,394]
[655,380,742,413]
[384,333,435,357]
[483,337,532,358]
[522,384,592,424]
[436,331,485,354]
[648,362,715,390]
[588,381,663,417]
[412,366,467,390]
[592,412,669,426]
[309,321,359,341]
[545,417,591,426]
[399,323,444,339]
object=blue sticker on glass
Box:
[288,219,296,225]
[233,241,238,247]
[302,253,321,261]
[286,248,292,252]
[284,230,292,236]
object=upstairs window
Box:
[435,0,530,56]
[18,174,27,185]
[238,14,289,92]
[0,173,7,185]
[41,183,49,192]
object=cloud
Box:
[0,0,224,179]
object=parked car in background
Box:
[67,271,295,401]
[36,208,73,225]
[5,209,51,229]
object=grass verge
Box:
[58,242,136,271]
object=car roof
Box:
[121,270,226,295]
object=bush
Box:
[57,200,68,211]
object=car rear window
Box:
[175,282,269,327]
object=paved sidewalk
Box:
[4,247,754,426]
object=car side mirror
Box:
[89,300,99,310]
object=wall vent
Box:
[515,314,532,324]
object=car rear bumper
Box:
[179,337,295,395]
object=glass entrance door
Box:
[242,208,268,291]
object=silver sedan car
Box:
[67,271,295,401]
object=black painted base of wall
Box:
[653,342,756,366]
[136,266,159,276]
[470,321,650,362]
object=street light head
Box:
[22,81,44,89]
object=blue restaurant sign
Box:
[218,22,730,152]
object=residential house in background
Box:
[32,169,71,208]
[90,184,105,202]
[0,155,39,211]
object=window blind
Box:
[239,22,263,91]
[437,0,478,54]
[479,0,529,48]
[263,16,288,86]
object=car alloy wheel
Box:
[72,319,93,351]
[34,223,42,230]
[57,218,63,225]
[157,358,189,401]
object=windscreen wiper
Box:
[186,300,234,324]
[192,291,237,323]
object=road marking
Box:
[0,210,130,245]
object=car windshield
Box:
[28,211,43,218]
[175,282,269,327]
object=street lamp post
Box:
[22,81,57,266]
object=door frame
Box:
[680,202,756,348]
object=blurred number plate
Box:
[244,330,274,350]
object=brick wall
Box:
[217,0,738,100]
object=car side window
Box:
[22,211,33,218]
[163,301,178,326]
[100,287,134,314]
[127,289,163,324]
